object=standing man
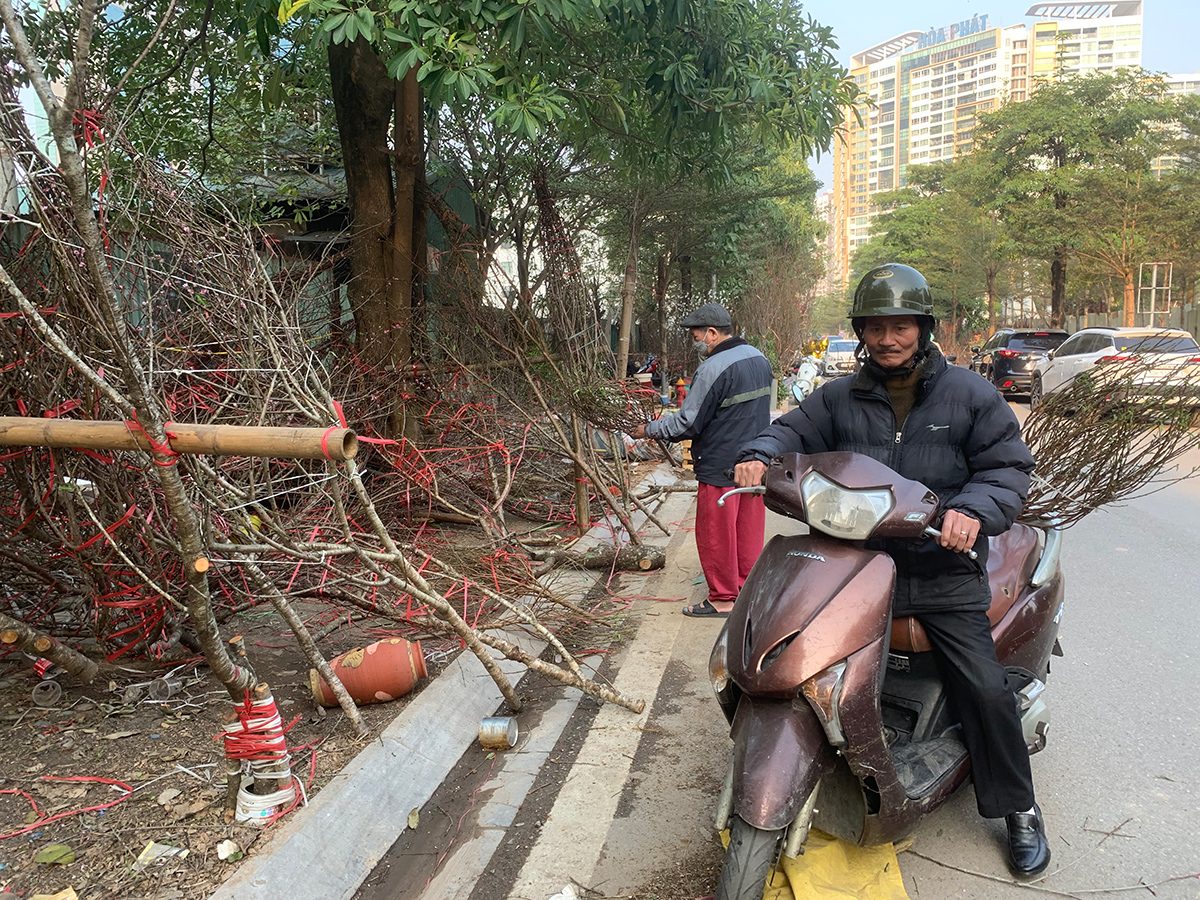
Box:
[733,264,1050,877]
[632,303,773,618]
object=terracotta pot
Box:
[309,638,427,707]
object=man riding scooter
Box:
[733,264,1051,876]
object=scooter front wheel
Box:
[716,816,783,900]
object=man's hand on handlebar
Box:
[734,459,768,488]
[938,509,981,554]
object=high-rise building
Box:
[1150,72,1200,177]
[829,2,1145,289]
[814,190,839,298]
[1025,1,1143,83]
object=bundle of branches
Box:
[1020,359,1200,527]
[390,162,674,546]
[0,2,650,755]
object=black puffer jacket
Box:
[738,351,1034,614]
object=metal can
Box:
[32,657,62,679]
[478,716,519,750]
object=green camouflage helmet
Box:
[850,264,934,318]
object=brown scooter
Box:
[708,452,1064,900]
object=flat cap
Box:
[679,303,732,329]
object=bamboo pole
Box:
[0,417,358,461]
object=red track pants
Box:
[695,482,766,607]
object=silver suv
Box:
[1030,327,1200,410]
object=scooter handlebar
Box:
[717,486,766,507]
[923,525,978,560]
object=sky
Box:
[805,0,1197,190]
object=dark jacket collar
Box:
[708,336,748,358]
[852,347,947,400]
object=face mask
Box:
[692,338,709,356]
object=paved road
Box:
[509,429,1200,899]
[899,440,1200,898]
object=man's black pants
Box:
[914,608,1036,819]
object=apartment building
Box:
[1025,1,1143,82]
[1150,72,1200,177]
[829,1,1145,289]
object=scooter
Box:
[708,451,1064,900]
[635,354,663,389]
[788,356,823,405]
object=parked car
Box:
[970,329,1069,395]
[1030,327,1200,410]
[819,338,859,378]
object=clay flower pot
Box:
[309,638,427,707]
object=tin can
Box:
[478,716,519,750]
[32,657,62,679]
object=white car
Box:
[820,338,860,378]
[1030,327,1200,410]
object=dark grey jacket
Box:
[738,351,1034,614]
[646,337,773,487]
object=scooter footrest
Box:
[891,735,968,799]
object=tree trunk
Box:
[615,195,642,381]
[654,251,670,396]
[1050,247,1067,328]
[328,42,424,438]
[1050,184,1068,328]
[329,40,396,364]
[410,86,429,366]
[679,255,693,307]
[986,268,997,336]
[1123,269,1136,327]
[948,280,960,345]
[391,67,422,440]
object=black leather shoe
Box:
[1005,804,1050,877]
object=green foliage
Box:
[856,72,1200,331]
[271,0,860,165]
[850,161,990,333]
[974,70,1178,318]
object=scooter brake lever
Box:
[717,486,766,507]
[923,526,978,560]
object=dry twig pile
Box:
[1021,358,1200,527]
[0,2,670,793]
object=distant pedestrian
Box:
[631,303,773,617]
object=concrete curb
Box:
[210,631,544,900]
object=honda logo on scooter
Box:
[786,550,826,562]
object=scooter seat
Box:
[890,523,1043,653]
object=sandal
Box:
[683,599,731,618]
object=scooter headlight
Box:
[800,472,894,540]
[709,625,730,695]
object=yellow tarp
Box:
[722,829,911,900]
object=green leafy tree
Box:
[1162,94,1200,306]
[975,70,1172,326]
[850,163,989,342]
[266,0,859,395]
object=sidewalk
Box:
[497,507,806,900]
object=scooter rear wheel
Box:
[716,816,783,900]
